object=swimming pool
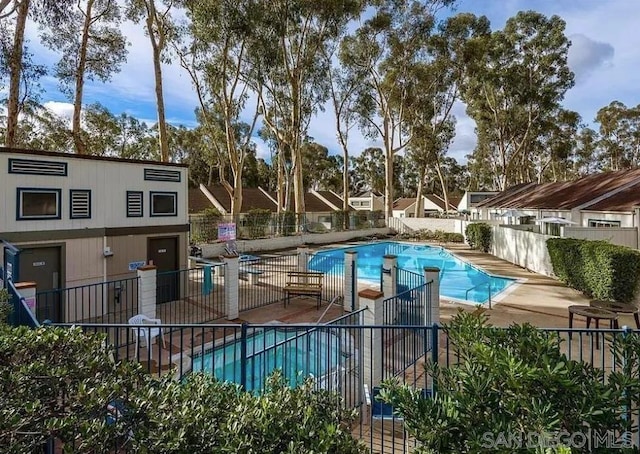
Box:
[190,328,341,391]
[309,242,515,304]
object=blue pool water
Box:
[309,242,515,304]
[191,328,340,390]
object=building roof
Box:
[304,193,335,212]
[0,146,188,167]
[448,195,462,208]
[316,191,349,210]
[392,198,416,211]
[583,181,640,212]
[476,169,640,212]
[351,190,383,198]
[424,194,458,211]
[205,186,278,213]
[188,189,213,214]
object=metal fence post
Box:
[344,250,357,311]
[431,323,439,394]
[240,323,248,390]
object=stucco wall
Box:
[491,225,555,276]
[563,227,638,249]
[388,217,458,234]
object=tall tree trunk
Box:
[73,0,94,155]
[5,0,29,148]
[414,168,426,218]
[146,1,169,162]
[435,162,449,215]
[384,149,393,219]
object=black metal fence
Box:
[156,266,226,324]
[36,277,140,324]
[189,211,386,244]
[308,252,345,303]
[237,253,298,312]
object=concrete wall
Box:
[388,217,459,234]
[579,211,634,227]
[491,225,555,276]
[563,227,638,249]
[200,227,391,258]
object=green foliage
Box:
[465,223,492,252]
[277,211,297,236]
[190,208,222,244]
[416,229,464,243]
[332,211,350,231]
[547,238,640,303]
[0,326,367,453]
[379,311,636,453]
[244,208,272,239]
[0,288,11,325]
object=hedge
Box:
[547,238,640,303]
[465,223,492,252]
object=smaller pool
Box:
[309,242,515,304]
[191,328,341,391]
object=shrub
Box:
[547,238,640,303]
[244,208,272,239]
[1,325,366,453]
[465,223,492,252]
[379,311,637,453]
[414,229,464,243]
[277,211,297,236]
[0,288,11,325]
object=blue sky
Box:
[18,0,640,163]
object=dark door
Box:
[19,246,62,323]
[148,237,179,304]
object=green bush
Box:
[465,223,492,252]
[0,288,11,325]
[0,325,366,453]
[244,208,272,239]
[547,238,640,303]
[277,211,297,236]
[416,229,465,243]
[380,311,638,453]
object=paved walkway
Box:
[442,244,639,329]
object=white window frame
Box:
[150,191,178,217]
[17,188,61,220]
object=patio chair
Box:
[128,314,166,361]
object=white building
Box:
[0,147,189,322]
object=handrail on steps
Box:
[465,282,492,309]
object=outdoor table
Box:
[568,305,618,330]
[590,300,640,329]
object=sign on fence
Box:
[218,223,237,241]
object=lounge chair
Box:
[128,314,167,361]
[224,240,259,263]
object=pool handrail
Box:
[465,281,492,308]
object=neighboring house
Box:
[473,169,640,227]
[0,147,189,323]
[349,190,385,211]
[191,185,349,232]
[457,191,500,213]
[392,195,459,218]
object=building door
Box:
[18,246,62,323]
[148,237,178,304]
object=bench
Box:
[283,271,324,309]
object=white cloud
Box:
[567,34,614,82]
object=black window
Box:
[150,192,177,217]
[127,191,144,217]
[17,188,61,220]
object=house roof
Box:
[188,189,213,214]
[0,146,188,167]
[304,193,335,212]
[476,169,640,212]
[448,196,462,208]
[393,198,416,211]
[205,186,278,213]
[351,190,383,197]
[424,194,458,211]
[316,191,350,210]
[583,181,640,212]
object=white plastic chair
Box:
[128,314,166,360]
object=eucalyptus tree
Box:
[572,127,601,177]
[127,0,178,162]
[530,108,580,183]
[248,0,365,218]
[461,11,574,190]
[179,0,262,215]
[1,0,72,147]
[350,147,386,195]
[340,0,456,219]
[595,101,640,170]
[41,0,128,154]
[410,12,489,216]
